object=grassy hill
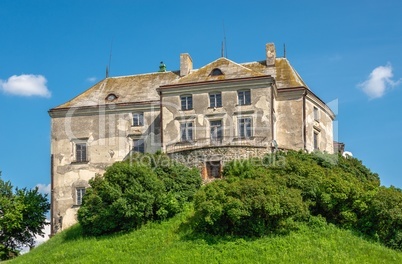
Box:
[10,206,402,264]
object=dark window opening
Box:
[75,143,87,162]
[238,90,251,105]
[209,92,222,108]
[206,161,221,178]
[211,68,223,76]
[181,95,193,110]
[133,113,144,126]
[133,139,145,153]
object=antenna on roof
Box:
[283,43,286,58]
[106,38,114,78]
[221,41,224,58]
[222,21,227,58]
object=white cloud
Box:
[86,76,97,83]
[20,221,51,254]
[0,74,51,98]
[358,63,401,99]
[36,183,51,195]
[34,223,51,246]
[342,151,353,158]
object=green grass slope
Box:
[10,207,402,264]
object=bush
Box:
[77,153,201,236]
[193,174,308,236]
[364,186,402,250]
[191,151,393,244]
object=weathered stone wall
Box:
[162,82,274,150]
[305,98,334,153]
[169,145,271,179]
[50,105,161,232]
[275,92,304,150]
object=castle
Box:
[48,43,334,234]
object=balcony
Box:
[165,136,269,153]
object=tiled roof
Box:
[242,58,307,89]
[52,71,179,109]
[51,57,308,111]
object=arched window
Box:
[211,68,223,76]
[106,93,118,101]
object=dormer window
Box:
[106,93,118,102]
[211,68,223,76]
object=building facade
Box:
[48,43,334,234]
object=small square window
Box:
[209,93,222,108]
[133,139,145,153]
[75,143,87,162]
[238,90,251,105]
[76,187,86,205]
[181,95,193,110]
[133,113,144,126]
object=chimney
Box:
[265,43,276,66]
[180,53,193,77]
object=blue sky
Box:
[1,0,402,193]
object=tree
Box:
[0,172,50,260]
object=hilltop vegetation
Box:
[9,151,402,263]
[10,206,402,264]
[194,151,402,250]
[78,152,201,236]
[78,151,402,251]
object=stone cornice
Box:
[49,101,160,118]
[158,76,274,96]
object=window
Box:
[210,120,223,143]
[209,92,222,108]
[133,113,144,126]
[75,143,87,162]
[181,95,193,110]
[211,68,223,76]
[133,139,145,153]
[314,107,319,121]
[76,187,86,205]
[206,161,221,178]
[314,131,319,150]
[238,118,252,138]
[180,122,193,142]
[106,93,118,102]
[238,90,251,105]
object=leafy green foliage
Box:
[364,186,402,250]
[191,151,402,251]
[77,153,201,236]
[0,173,50,260]
[10,207,402,264]
[193,174,308,236]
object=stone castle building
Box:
[48,43,335,234]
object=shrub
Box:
[364,186,402,250]
[193,175,308,236]
[192,150,391,244]
[78,153,201,236]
